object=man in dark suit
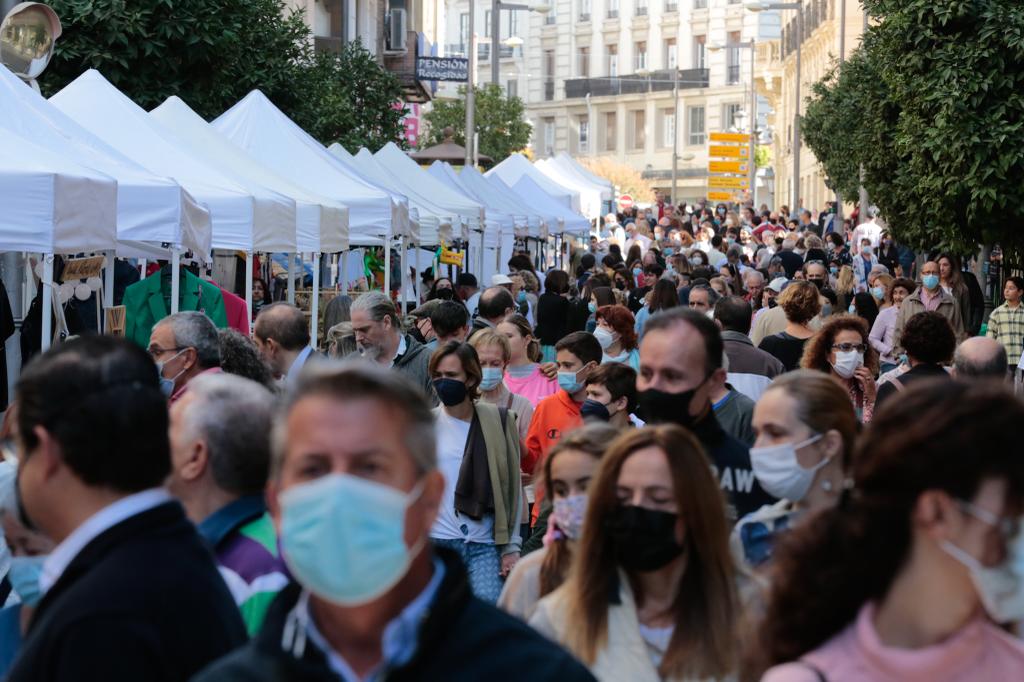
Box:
[8,336,246,682]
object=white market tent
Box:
[1,130,118,349]
[510,176,591,236]
[326,142,418,244]
[486,153,581,212]
[0,63,210,273]
[456,165,546,238]
[551,152,614,200]
[149,96,352,341]
[50,70,264,254]
[534,157,605,220]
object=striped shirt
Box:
[987,302,1024,365]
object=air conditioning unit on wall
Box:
[387,8,407,52]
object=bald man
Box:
[954,336,1008,380]
[253,303,314,384]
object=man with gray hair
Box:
[195,362,593,682]
[349,291,436,403]
[148,311,221,402]
[166,373,286,634]
[953,336,1009,381]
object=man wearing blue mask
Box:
[148,311,222,403]
[892,261,967,358]
[194,363,594,682]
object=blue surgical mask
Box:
[588,301,597,314]
[871,286,885,300]
[280,473,425,606]
[632,268,642,278]
[479,367,503,391]
[848,303,857,314]
[155,349,186,398]
[922,274,940,290]
[8,555,46,607]
[557,367,586,393]
[517,290,527,304]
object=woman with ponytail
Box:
[757,380,1024,681]
[498,423,617,620]
[497,313,556,408]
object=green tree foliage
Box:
[801,0,1024,254]
[40,0,404,149]
[422,83,531,163]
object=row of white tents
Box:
[0,62,613,348]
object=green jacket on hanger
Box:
[123,267,229,347]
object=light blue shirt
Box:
[286,346,314,387]
[300,558,446,681]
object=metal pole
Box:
[287,253,296,304]
[170,249,181,314]
[40,254,53,351]
[311,253,320,348]
[792,6,802,212]
[748,43,756,207]
[245,251,254,334]
[834,0,845,231]
[491,0,500,84]
[671,67,679,207]
[857,7,869,224]
[103,250,115,311]
[465,0,476,167]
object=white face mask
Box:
[593,326,618,350]
[832,350,864,379]
[941,502,1024,623]
[750,434,829,502]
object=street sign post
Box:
[708,176,750,190]
[707,191,735,202]
[709,132,748,144]
[708,145,749,159]
[618,194,634,210]
[708,160,749,174]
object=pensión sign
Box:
[416,57,469,82]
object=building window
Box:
[692,35,706,70]
[607,44,618,77]
[662,108,675,148]
[507,78,518,98]
[459,13,469,52]
[604,112,617,151]
[608,0,619,19]
[509,10,519,37]
[664,38,677,70]
[727,30,741,85]
[634,42,647,71]
[636,0,648,16]
[688,105,705,145]
[484,10,492,37]
[723,103,743,130]
[694,0,707,8]
[578,115,590,153]
[543,50,555,101]
[578,46,590,75]
[545,0,556,24]
[580,0,591,20]
[543,117,555,155]
[629,110,646,150]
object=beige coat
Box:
[497,547,546,621]
[892,287,966,357]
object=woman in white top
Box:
[427,341,523,604]
[530,426,739,681]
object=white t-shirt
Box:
[430,410,495,543]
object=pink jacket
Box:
[763,603,1024,682]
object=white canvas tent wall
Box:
[1,130,118,349]
[486,153,580,212]
[50,71,264,254]
[327,142,417,244]
[551,152,614,200]
[486,175,553,239]
[510,176,591,235]
[453,165,543,238]
[534,158,604,220]
[0,63,209,312]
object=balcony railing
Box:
[445,42,467,56]
[564,68,709,98]
[476,43,519,61]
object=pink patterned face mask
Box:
[551,494,588,541]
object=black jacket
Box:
[193,547,595,682]
[875,363,951,408]
[534,292,569,346]
[8,501,246,682]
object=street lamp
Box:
[710,39,757,206]
[491,2,549,86]
[745,0,801,212]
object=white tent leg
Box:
[400,236,408,309]
[414,244,421,303]
[311,252,320,349]
[245,251,254,334]
[383,240,391,294]
[103,250,115,311]
[41,254,54,351]
[340,251,348,295]
[287,253,296,304]
[170,250,181,314]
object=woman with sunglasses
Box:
[757,381,1024,681]
[799,316,879,423]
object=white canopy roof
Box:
[0,131,117,253]
[0,64,209,256]
[535,157,604,220]
[50,70,259,252]
[150,96,350,252]
[510,176,591,235]
[326,142,418,244]
[425,162,506,248]
[552,152,614,199]
[486,153,580,212]
[213,90,397,245]
[456,165,544,238]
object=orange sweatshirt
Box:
[524,389,583,477]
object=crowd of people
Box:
[0,197,1021,682]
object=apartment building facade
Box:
[523,0,779,204]
[437,0,530,99]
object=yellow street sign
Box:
[709,145,749,158]
[707,191,736,202]
[708,176,750,190]
[708,160,749,174]
[709,132,748,143]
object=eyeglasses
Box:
[147,346,184,358]
[831,343,866,353]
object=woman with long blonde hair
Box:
[530,426,738,681]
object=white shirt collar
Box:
[40,488,172,594]
[286,346,314,385]
[389,335,407,369]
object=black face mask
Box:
[580,399,612,421]
[432,378,468,407]
[768,298,778,309]
[607,505,684,572]
[809,278,825,291]
[636,374,709,429]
